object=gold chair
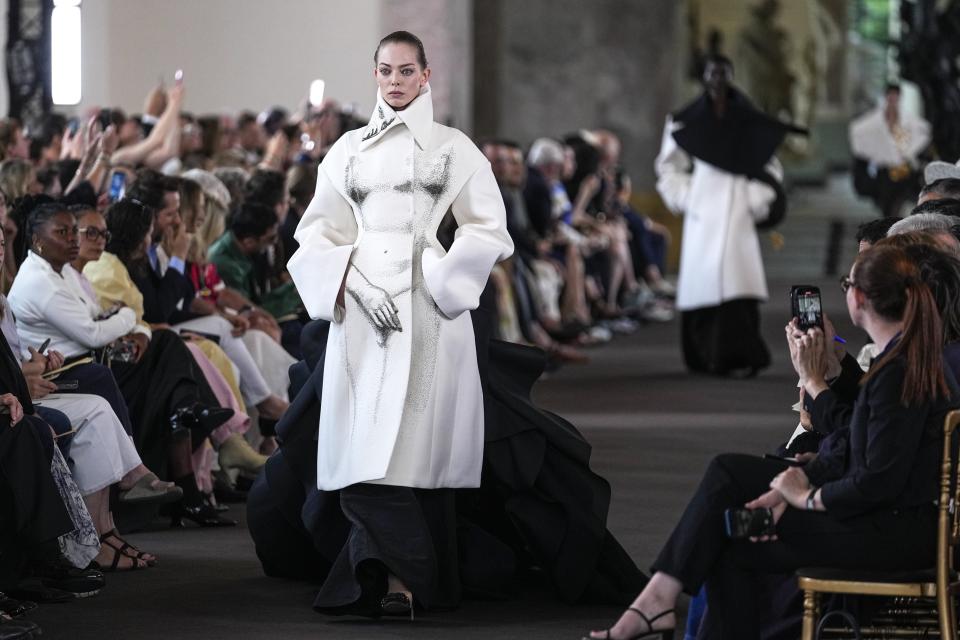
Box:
[796,409,960,640]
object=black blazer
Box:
[131,261,200,326]
[814,351,956,519]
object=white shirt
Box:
[8,252,136,358]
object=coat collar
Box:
[359,83,434,152]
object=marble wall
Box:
[473,0,684,189]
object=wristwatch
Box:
[805,488,818,511]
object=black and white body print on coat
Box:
[289,84,513,491]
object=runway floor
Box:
[25,275,858,639]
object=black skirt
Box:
[680,299,770,376]
[248,287,646,614]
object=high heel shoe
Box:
[585,608,675,640]
[168,501,237,528]
[380,592,414,620]
[170,403,235,448]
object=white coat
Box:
[288,85,513,491]
[655,116,779,312]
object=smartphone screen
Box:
[724,508,775,539]
[108,171,126,203]
[791,285,823,331]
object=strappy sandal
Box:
[585,608,675,640]
[100,529,156,568]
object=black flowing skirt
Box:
[110,329,219,476]
[680,299,770,376]
[248,287,646,613]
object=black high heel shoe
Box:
[167,501,237,528]
[170,403,235,447]
[586,608,675,640]
[380,592,414,621]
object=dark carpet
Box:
[25,276,857,639]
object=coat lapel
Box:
[358,84,434,152]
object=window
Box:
[51,0,81,105]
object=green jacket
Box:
[207,231,302,320]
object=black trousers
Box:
[651,454,937,640]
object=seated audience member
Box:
[589,243,956,639]
[74,203,266,481]
[120,171,289,420]
[281,162,318,260]
[0,161,40,202]
[908,197,960,219]
[0,391,100,623]
[109,81,184,171]
[207,202,304,357]
[7,202,235,527]
[613,169,674,299]
[0,119,29,162]
[0,232,178,571]
[918,177,960,204]
[855,217,900,252]
[888,212,960,251]
[242,169,301,294]
[182,169,286,343]
[211,166,249,213]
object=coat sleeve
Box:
[288,167,358,323]
[745,158,781,222]
[422,162,514,319]
[654,116,693,215]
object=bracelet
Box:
[96,153,112,167]
[805,487,818,511]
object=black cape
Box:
[672,88,807,230]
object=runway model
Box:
[656,54,804,377]
[249,31,646,618]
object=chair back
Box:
[937,409,960,639]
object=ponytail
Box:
[858,249,950,405]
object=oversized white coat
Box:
[654,116,779,312]
[288,85,513,491]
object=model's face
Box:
[375,42,430,111]
[77,210,109,263]
[885,89,901,114]
[703,61,732,96]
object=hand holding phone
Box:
[55,380,79,392]
[724,508,776,539]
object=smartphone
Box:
[763,453,804,466]
[66,118,80,136]
[55,380,79,391]
[790,285,823,331]
[174,69,184,85]
[108,171,126,203]
[724,508,776,539]
[37,338,51,354]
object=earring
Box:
[36,244,43,256]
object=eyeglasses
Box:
[78,227,111,243]
[840,275,857,293]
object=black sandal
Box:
[98,531,149,571]
[586,608,675,640]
